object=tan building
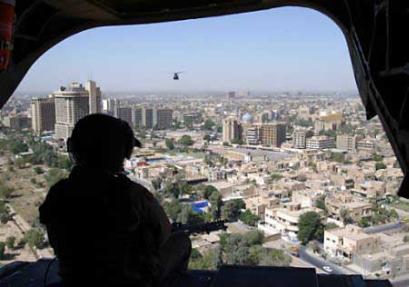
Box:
[258,122,286,147]
[85,80,102,114]
[54,83,89,140]
[324,225,380,259]
[325,193,373,222]
[31,97,56,135]
[222,117,242,143]
[306,135,335,149]
[336,134,358,152]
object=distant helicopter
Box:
[173,71,184,80]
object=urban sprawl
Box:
[1,81,409,285]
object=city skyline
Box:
[16,7,357,93]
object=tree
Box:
[178,135,194,147]
[200,185,218,200]
[222,199,245,222]
[209,190,223,220]
[10,141,28,154]
[203,119,215,130]
[325,223,339,230]
[24,228,45,249]
[0,201,12,224]
[151,177,162,191]
[403,235,409,243]
[5,236,16,249]
[165,138,175,150]
[239,210,260,226]
[177,205,205,225]
[189,248,220,270]
[315,195,326,211]
[270,173,283,181]
[297,212,324,245]
[33,166,44,174]
[0,242,5,259]
[375,162,387,170]
[163,199,182,221]
[44,168,68,187]
[231,138,244,145]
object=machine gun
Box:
[171,220,227,235]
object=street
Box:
[298,246,351,275]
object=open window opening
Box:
[0,6,405,287]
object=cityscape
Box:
[0,81,408,285]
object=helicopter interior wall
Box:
[1,0,408,197]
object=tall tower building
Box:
[85,80,102,114]
[222,117,242,143]
[54,83,89,140]
[116,107,133,128]
[156,109,173,130]
[259,122,286,147]
[31,97,55,135]
[293,129,307,149]
[142,108,155,129]
[132,107,143,129]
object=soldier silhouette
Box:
[39,113,191,287]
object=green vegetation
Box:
[220,230,291,267]
[221,199,245,222]
[5,236,16,249]
[325,223,339,230]
[203,119,215,130]
[0,242,5,259]
[178,135,194,147]
[23,228,45,249]
[231,138,244,145]
[315,195,326,211]
[297,211,324,245]
[270,173,283,181]
[44,168,68,187]
[209,189,222,220]
[239,210,260,226]
[165,138,175,150]
[189,248,221,270]
[375,162,387,170]
[0,201,12,224]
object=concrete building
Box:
[223,117,242,143]
[54,83,89,140]
[293,129,308,149]
[143,108,155,129]
[325,193,373,223]
[31,97,55,135]
[2,115,30,130]
[132,107,143,129]
[116,106,133,128]
[324,225,380,259]
[85,80,102,114]
[336,134,358,152]
[259,122,286,147]
[357,138,376,153]
[156,109,173,130]
[306,136,335,149]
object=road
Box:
[363,222,403,234]
[298,246,350,275]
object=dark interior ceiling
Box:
[1,0,409,197]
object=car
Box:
[322,266,333,273]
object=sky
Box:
[17,7,358,93]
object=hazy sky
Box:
[17,7,358,93]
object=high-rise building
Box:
[102,98,116,115]
[245,126,259,145]
[259,122,286,147]
[31,97,55,135]
[293,129,307,149]
[156,109,173,130]
[132,107,143,129]
[85,80,102,114]
[54,83,89,140]
[116,107,133,128]
[336,134,358,152]
[142,108,155,129]
[222,117,242,143]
